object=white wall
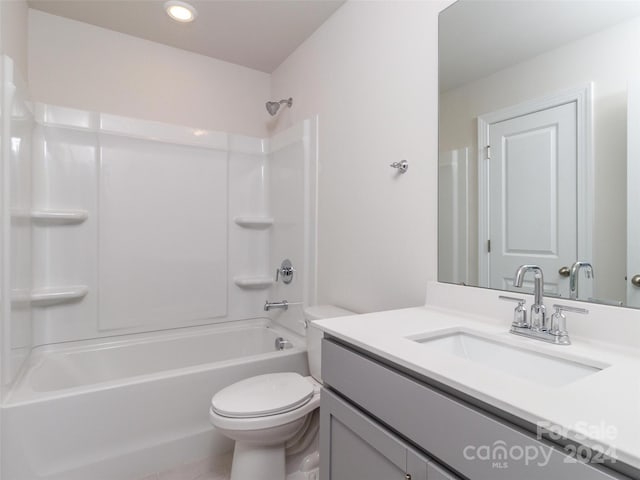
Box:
[28,1,448,317]
[28,10,271,138]
[0,0,28,81]
[270,0,447,313]
[440,16,640,304]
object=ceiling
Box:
[28,0,346,73]
[439,0,640,92]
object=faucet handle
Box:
[499,295,528,327]
[499,295,525,303]
[552,304,589,315]
[275,259,295,284]
[549,304,588,344]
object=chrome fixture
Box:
[264,300,288,311]
[266,98,293,116]
[513,264,546,330]
[569,261,594,300]
[274,337,292,351]
[390,160,408,173]
[507,265,589,345]
[275,259,295,284]
[632,274,640,288]
[498,295,527,327]
[549,304,589,345]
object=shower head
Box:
[266,97,293,116]
[266,102,280,116]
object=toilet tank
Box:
[304,305,355,382]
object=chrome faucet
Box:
[513,264,546,330]
[569,261,594,300]
[264,300,288,311]
[504,264,589,345]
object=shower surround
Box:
[0,56,319,479]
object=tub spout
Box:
[264,300,288,311]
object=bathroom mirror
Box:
[438,0,640,308]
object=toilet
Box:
[209,305,354,480]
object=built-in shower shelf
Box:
[233,276,274,289]
[234,216,274,229]
[31,209,89,224]
[30,286,89,306]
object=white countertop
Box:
[315,305,640,472]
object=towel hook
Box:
[390,160,408,174]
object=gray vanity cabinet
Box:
[427,463,461,480]
[320,387,453,480]
[321,338,630,480]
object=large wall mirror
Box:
[438,0,640,308]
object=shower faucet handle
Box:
[275,259,295,284]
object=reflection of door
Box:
[627,81,640,307]
[484,102,577,296]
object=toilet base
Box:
[230,441,285,480]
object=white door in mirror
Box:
[487,102,577,297]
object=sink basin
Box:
[411,331,604,387]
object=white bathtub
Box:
[1,319,308,480]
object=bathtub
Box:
[1,319,308,480]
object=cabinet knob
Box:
[405,475,412,480]
[558,266,570,277]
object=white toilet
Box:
[209,305,354,480]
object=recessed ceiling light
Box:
[165,1,197,23]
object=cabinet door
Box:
[320,389,425,480]
[407,450,429,480]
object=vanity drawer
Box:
[322,338,627,480]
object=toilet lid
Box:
[211,372,314,418]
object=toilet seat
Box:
[211,372,314,418]
[210,376,320,432]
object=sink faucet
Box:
[513,264,546,330]
[504,264,589,345]
[569,261,594,300]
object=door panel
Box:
[329,419,407,479]
[489,102,577,296]
[320,389,410,480]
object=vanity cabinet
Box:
[320,387,460,480]
[427,463,460,480]
[321,338,629,480]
